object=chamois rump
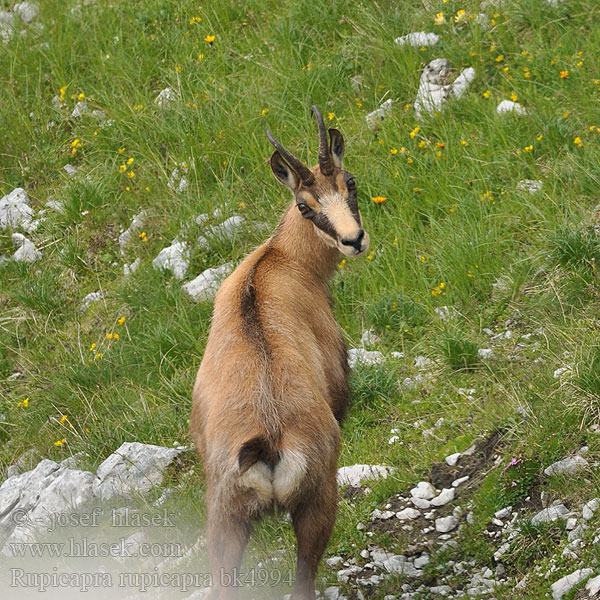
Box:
[190,106,369,600]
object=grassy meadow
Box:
[1,0,600,597]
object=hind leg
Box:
[205,486,253,600]
[289,474,337,600]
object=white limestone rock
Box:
[411,481,437,500]
[517,179,542,194]
[544,455,588,476]
[168,163,190,193]
[360,329,380,347]
[63,163,78,177]
[79,291,103,313]
[337,464,395,487]
[12,233,41,262]
[0,10,14,43]
[395,32,439,47]
[434,305,457,320]
[0,188,35,232]
[553,366,571,379]
[155,87,175,107]
[4,468,97,548]
[371,509,395,521]
[414,59,475,118]
[153,241,190,280]
[382,555,422,578]
[198,216,246,247]
[93,441,185,500]
[431,487,455,507]
[478,348,494,359]
[585,575,600,597]
[182,262,234,302]
[71,101,88,118]
[411,497,431,509]
[445,452,461,467]
[582,498,599,521]
[123,257,141,276]
[397,507,421,521]
[496,100,527,115]
[119,211,147,253]
[347,348,385,368]
[550,568,593,600]
[13,2,38,23]
[365,99,393,128]
[452,476,469,487]
[45,199,65,214]
[530,504,569,525]
[435,515,459,533]
[0,459,61,541]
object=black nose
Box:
[341,229,365,250]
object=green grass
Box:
[2,0,600,597]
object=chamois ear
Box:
[270,151,301,192]
[329,129,345,170]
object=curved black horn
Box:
[266,130,314,185]
[311,105,333,176]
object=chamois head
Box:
[267,106,370,258]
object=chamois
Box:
[190,106,369,600]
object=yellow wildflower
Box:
[434,12,445,25]
[482,90,491,98]
[510,92,518,102]
[126,157,134,165]
[327,112,335,121]
[118,316,126,325]
[128,171,135,178]
[118,147,125,153]
[119,164,126,172]
[454,9,467,24]
[54,439,66,446]
[390,147,398,155]
[495,55,504,62]
[574,136,583,147]
[560,70,569,79]
[205,34,215,44]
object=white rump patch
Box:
[237,461,274,505]
[273,450,307,502]
[236,450,307,505]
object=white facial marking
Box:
[320,193,361,239]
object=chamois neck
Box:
[270,201,341,284]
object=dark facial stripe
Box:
[311,212,338,240]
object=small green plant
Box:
[439,333,480,371]
[575,344,600,400]
[552,226,600,269]
[497,454,540,508]
[365,290,428,336]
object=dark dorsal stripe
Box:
[240,247,273,356]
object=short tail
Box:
[237,436,280,475]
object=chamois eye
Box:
[297,202,313,218]
[347,177,356,190]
